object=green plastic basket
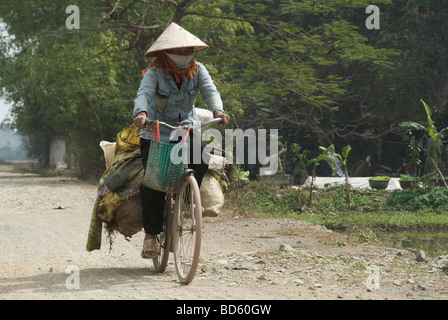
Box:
[143,121,189,193]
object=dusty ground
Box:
[0,163,447,301]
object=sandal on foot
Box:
[141,238,158,259]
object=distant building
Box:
[49,135,73,170]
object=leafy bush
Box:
[230,180,300,217]
[399,174,417,181]
[387,187,448,209]
[369,176,391,181]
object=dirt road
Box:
[0,164,447,301]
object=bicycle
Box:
[366,154,416,177]
[142,117,223,284]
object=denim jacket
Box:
[133,62,224,142]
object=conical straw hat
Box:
[144,22,209,57]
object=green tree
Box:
[2,0,447,180]
[0,1,139,176]
[0,0,251,177]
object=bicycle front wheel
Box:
[172,174,202,284]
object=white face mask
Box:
[165,51,193,68]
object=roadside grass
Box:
[227,180,448,255]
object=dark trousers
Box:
[140,131,209,234]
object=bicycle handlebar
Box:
[144,118,223,131]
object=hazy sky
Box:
[1,23,12,122]
[0,98,11,122]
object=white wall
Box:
[49,136,67,169]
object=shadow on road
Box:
[0,266,180,296]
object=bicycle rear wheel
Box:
[172,174,202,284]
[153,195,173,273]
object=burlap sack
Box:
[113,166,145,237]
[114,195,143,237]
[200,171,225,217]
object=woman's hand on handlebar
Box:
[214,110,230,126]
[135,110,229,129]
[133,111,147,129]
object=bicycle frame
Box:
[142,117,223,284]
[367,155,415,177]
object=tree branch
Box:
[103,0,121,20]
[184,11,331,49]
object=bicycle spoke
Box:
[153,195,172,273]
[173,175,202,284]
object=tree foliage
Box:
[0,1,140,175]
[0,0,447,177]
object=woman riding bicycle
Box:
[132,22,230,259]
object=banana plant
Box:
[400,100,447,188]
[307,145,334,205]
[320,144,352,207]
[307,144,352,206]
